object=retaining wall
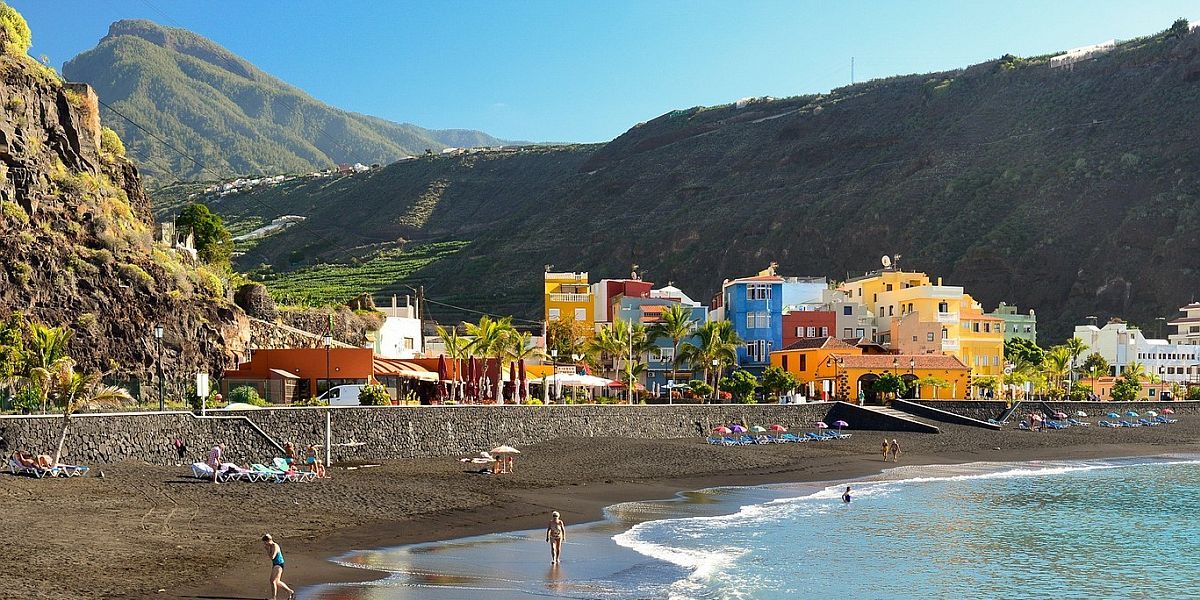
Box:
[1,404,851,465]
[913,400,1200,423]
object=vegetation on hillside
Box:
[62,19,513,184]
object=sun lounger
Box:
[56,464,89,477]
[1155,416,1178,424]
[218,463,261,482]
[1118,420,1139,427]
[705,436,725,445]
[272,457,318,481]
[805,432,826,441]
[250,463,290,482]
[1137,418,1158,427]
[1018,421,1031,430]
[1098,420,1116,428]
[8,457,57,478]
[778,433,805,443]
[1068,419,1090,426]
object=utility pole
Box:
[418,285,425,321]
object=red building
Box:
[782,310,836,350]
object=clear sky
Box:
[10,1,1197,143]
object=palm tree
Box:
[466,316,516,359]
[435,324,470,402]
[24,323,72,413]
[586,325,625,380]
[1062,336,1088,387]
[679,320,741,402]
[504,331,545,363]
[650,304,695,393]
[1123,360,1149,382]
[35,357,132,467]
[1042,346,1072,398]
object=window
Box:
[912,336,918,342]
[843,306,853,316]
[548,308,561,320]
[927,332,935,342]
[747,284,772,300]
[799,354,807,370]
[857,288,862,297]
[807,326,817,337]
[782,355,789,370]
[886,284,893,291]
[796,327,804,337]
[941,328,948,339]
[873,294,878,303]
[573,308,586,322]
[654,347,675,363]
[973,322,980,332]
[856,328,865,338]
[747,312,769,329]
[403,337,415,350]
[1149,388,1157,397]
[889,306,894,316]
[843,328,853,338]
[745,340,769,363]
[820,327,829,337]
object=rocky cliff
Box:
[0,17,248,391]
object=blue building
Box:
[719,270,827,373]
[616,286,708,394]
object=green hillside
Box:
[175,21,1200,340]
[62,19,513,184]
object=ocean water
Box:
[303,456,1200,599]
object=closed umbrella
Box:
[436,355,448,402]
[465,357,477,401]
[505,361,517,404]
[491,358,503,403]
[518,359,528,403]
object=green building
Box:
[989,302,1037,343]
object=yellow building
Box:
[770,339,972,403]
[544,271,594,327]
[839,269,1004,378]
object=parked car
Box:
[317,384,365,406]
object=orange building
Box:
[771,337,971,403]
[223,348,375,404]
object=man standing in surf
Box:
[546,511,566,565]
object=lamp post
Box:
[154,324,164,410]
[550,349,558,403]
[909,358,916,399]
[825,355,844,402]
[322,333,333,397]
[705,357,715,405]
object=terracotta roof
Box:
[837,354,968,370]
[782,337,857,351]
[1169,317,1200,324]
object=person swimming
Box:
[842,486,852,503]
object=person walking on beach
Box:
[262,534,295,600]
[207,444,222,484]
[546,511,566,565]
[881,439,891,461]
[842,486,852,503]
[889,439,901,463]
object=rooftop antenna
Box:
[892,254,902,270]
[544,264,553,273]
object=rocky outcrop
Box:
[278,305,383,347]
[0,29,247,384]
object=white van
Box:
[317,384,365,406]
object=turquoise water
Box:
[303,456,1200,599]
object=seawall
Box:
[1,403,853,465]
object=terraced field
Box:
[257,241,469,306]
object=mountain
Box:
[0,9,248,380]
[62,19,514,184]
[179,21,1200,341]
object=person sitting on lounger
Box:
[35,454,53,469]
[283,442,298,467]
[12,451,39,469]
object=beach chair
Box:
[779,433,805,443]
[1117,420,1139,427]
[250,463,290,482]
[271,457,317,482]
[1137,418,1158,427]
[1018,421,1031,430]
[805,432,825,441]
[704,436,724,445]
[1068,418,1090,427]
[56,464,89,477]
[1098,420,1115,428]
[191,462,214,479]
[1155,416,1178,424]
[218,463,260,482]
[8,457,56,478]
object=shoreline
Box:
[225,441,1198,598]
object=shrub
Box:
[100,127,125,157]
[1110,376,1140,402]
[10,385,38,413]
[719,370,759,404]
[1,199,27,225]
[118,262,154,287]
[523,398,543,405]
[4,95,22,112]
[9,260,31,286]
[0,3,31,55]
[1187,386,1200,401]
[228,385,268,407]
[358,383,391,406]
[688,379,713,398]
[293,396,329,407]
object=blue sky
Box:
[10,1,1197,142]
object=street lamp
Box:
[322,333,333,396]
[550,349,558,403]
[154,324,164,410]
[711,358,720,403]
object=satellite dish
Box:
[881,255,892,268]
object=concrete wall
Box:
[892,400,999,429]
[0,404,854,466]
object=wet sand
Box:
[2,420,1197,599]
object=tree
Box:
[1042,346,1072,397]
[679,320,741,401]
[503,331,544,364]
[465,316,517,361]
[916,375,950,399]
[760,366,800,398]
[1170,17,1190,38]
[0,312,26,398]
[650,304,695,389]
[1080,352,1110,379]
[872,373,909,399]
[1062,337,1088,386]
[0,3,32,55]
[436,324,470,403]
[1004,338,1045,367]
[687,379,712,398]
[1110,373,1141,402]
[36,357,132,468]
[100,127,126,157]
[24,323,72,413]
[176,203,232,265]
[719,370,758,404]
[546,316,587,359]
[1122,360,1149,383]
[974,375,998,397]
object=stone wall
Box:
[892,400,999,429]
[913,400,1200,423]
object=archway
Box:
[901,374,919,399]
[857,374,880,404]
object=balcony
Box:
[941,339,959,350]
[550,293,591,303]
[936,312,958,324]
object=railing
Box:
[941,339,959,350]
[550,293,591,303]
[936,312,958,323]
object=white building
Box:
[1168,302,1200,345]
[1074,319,1200,383]
[375,295,423,359]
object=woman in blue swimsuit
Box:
[262,534,295,600]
